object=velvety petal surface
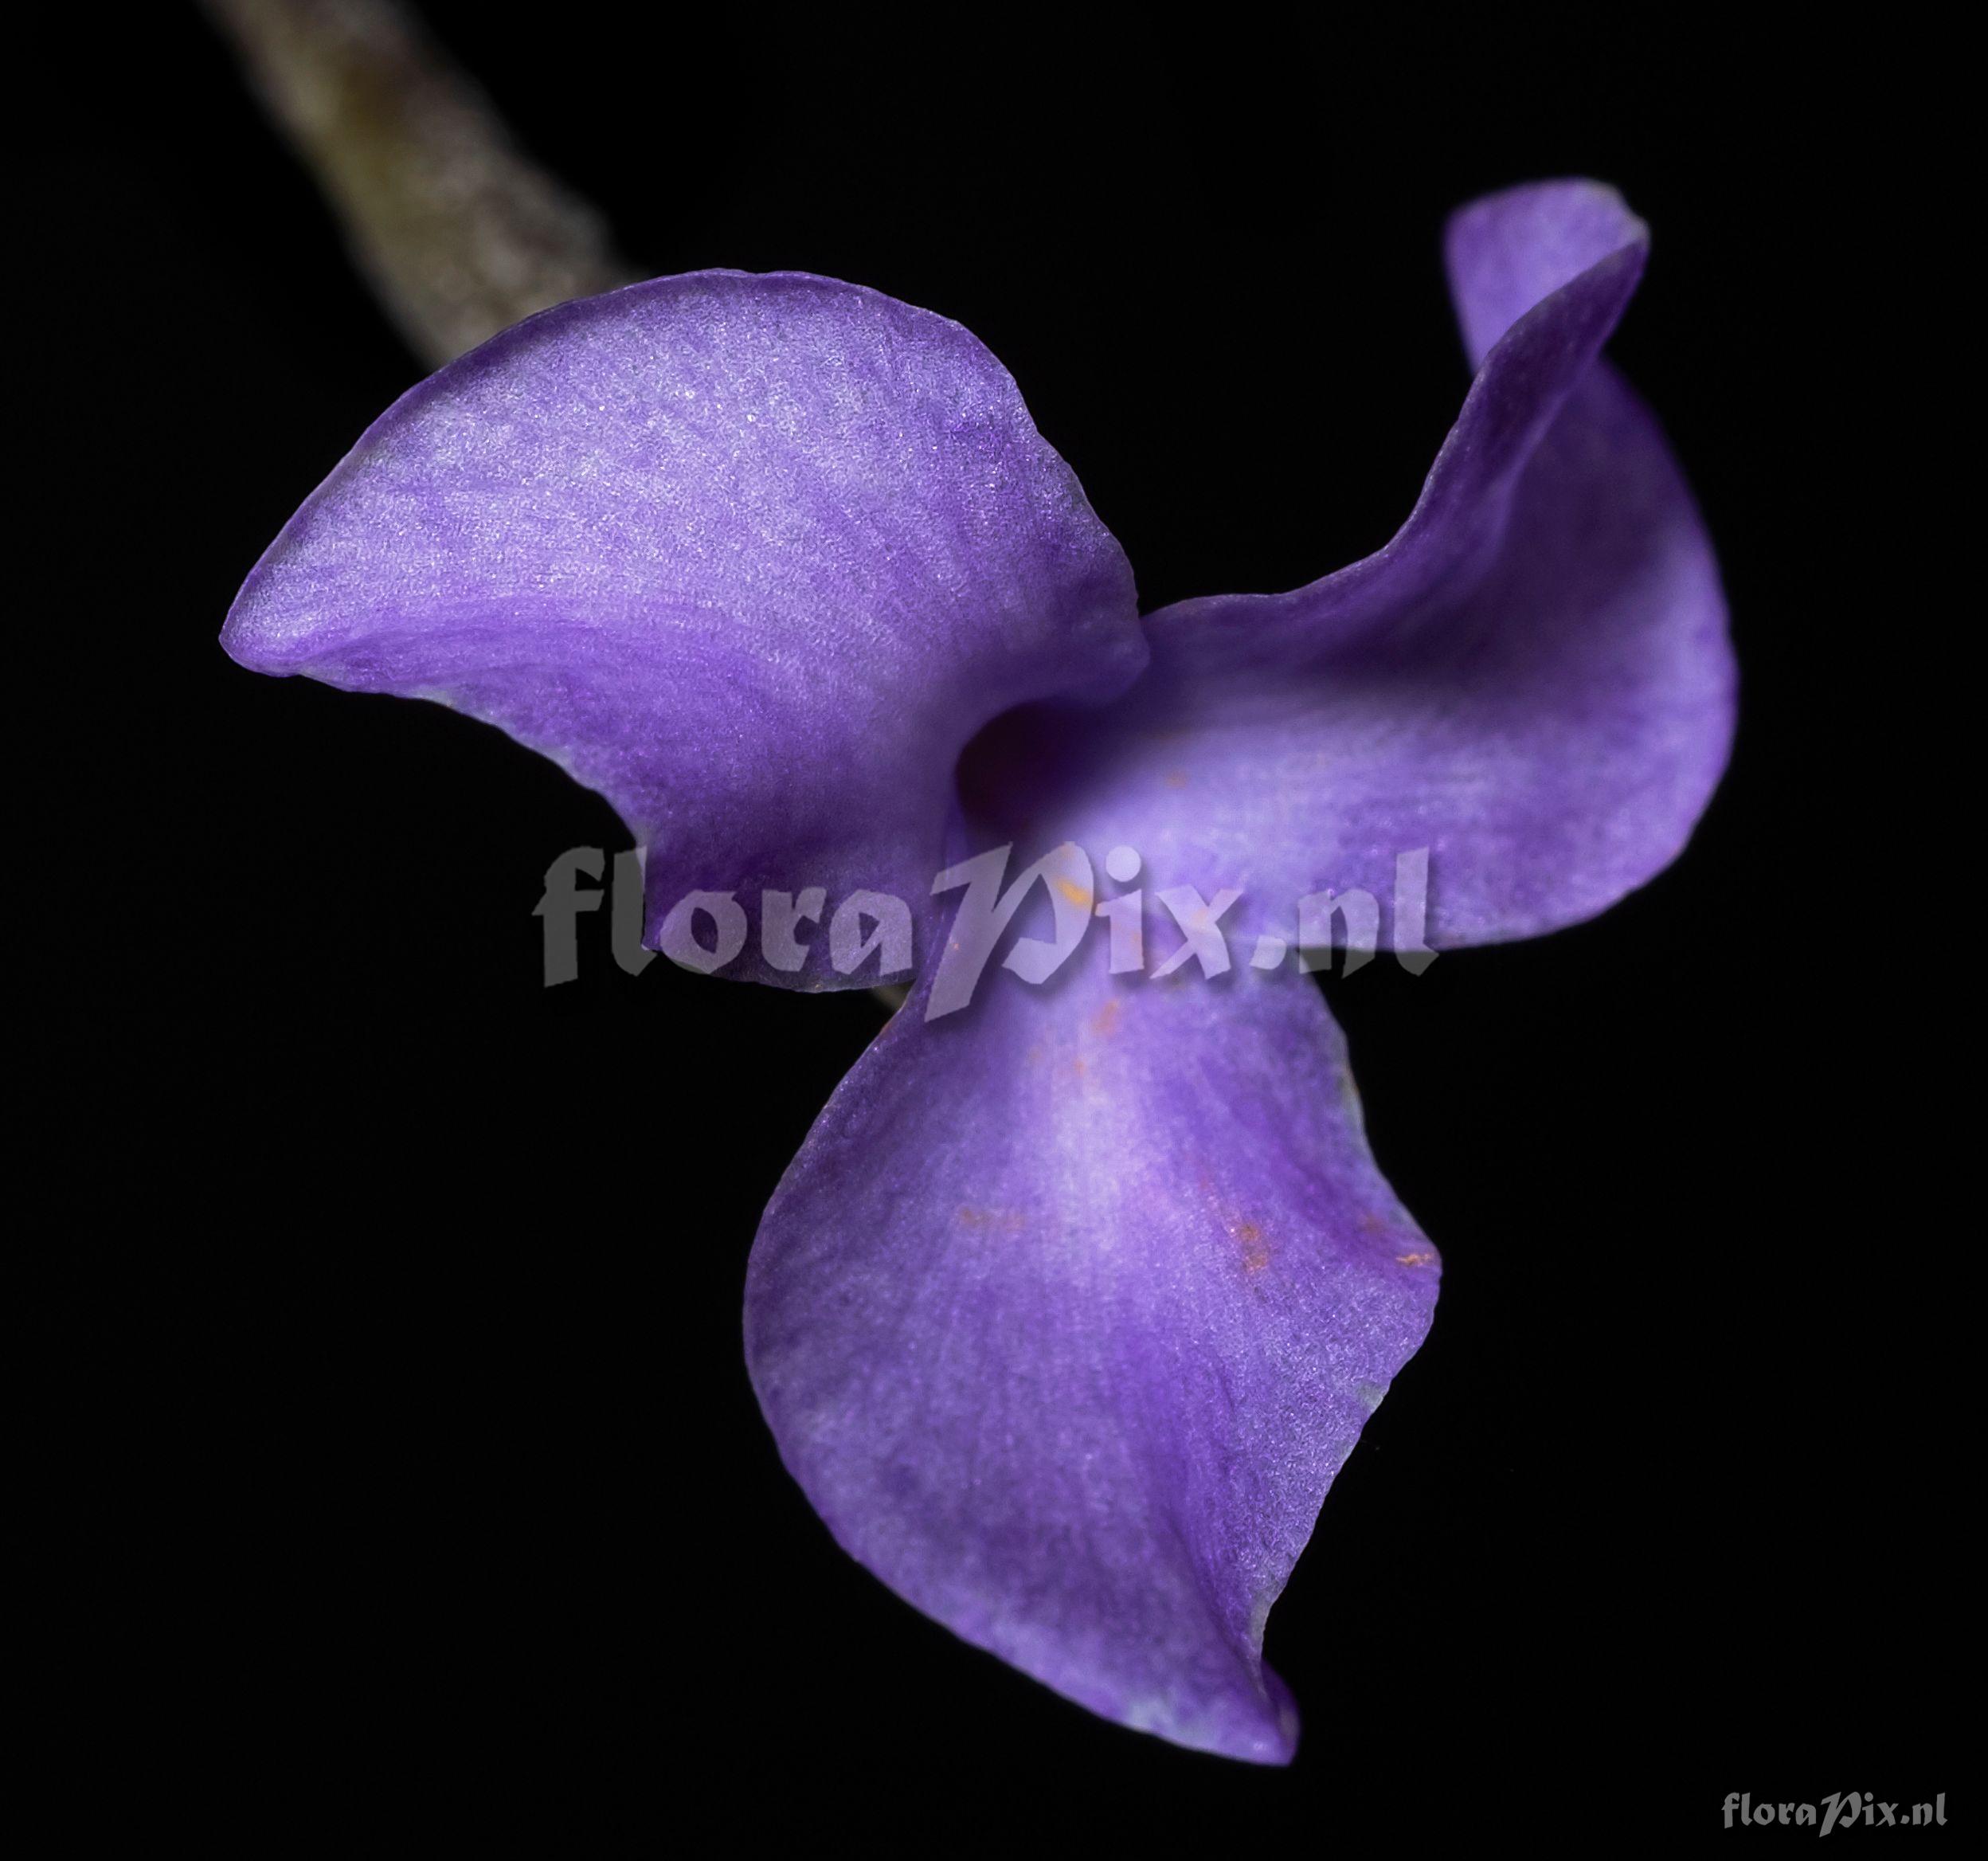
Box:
[223,272,1145,985]
[745,948,1439,1761]
[963,181,1735,952]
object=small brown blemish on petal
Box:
[1193,1174,1271,1275]
[1163,770,1188,789]
[1088,997,1123,1037]
[1395,1250,1436,1267]
[1053,876,1094,910]
[1356,1210,1389,1235]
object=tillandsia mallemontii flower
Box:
[222,180,1735,1762]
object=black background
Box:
[45,6,1957,1846]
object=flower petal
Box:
[222,272,1145,985]
[745,951,1438,1761]
[964,181,1735,950]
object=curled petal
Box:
[223,272,1145,985]
[965,180,1735,950]
[746,952,1438,1761]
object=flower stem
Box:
[200,0,636,367]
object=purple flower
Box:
[222,179,1734,1762]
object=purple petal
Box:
[964,180,1735,951]
[745,950,1438,1761]
[223,272,1145,985]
